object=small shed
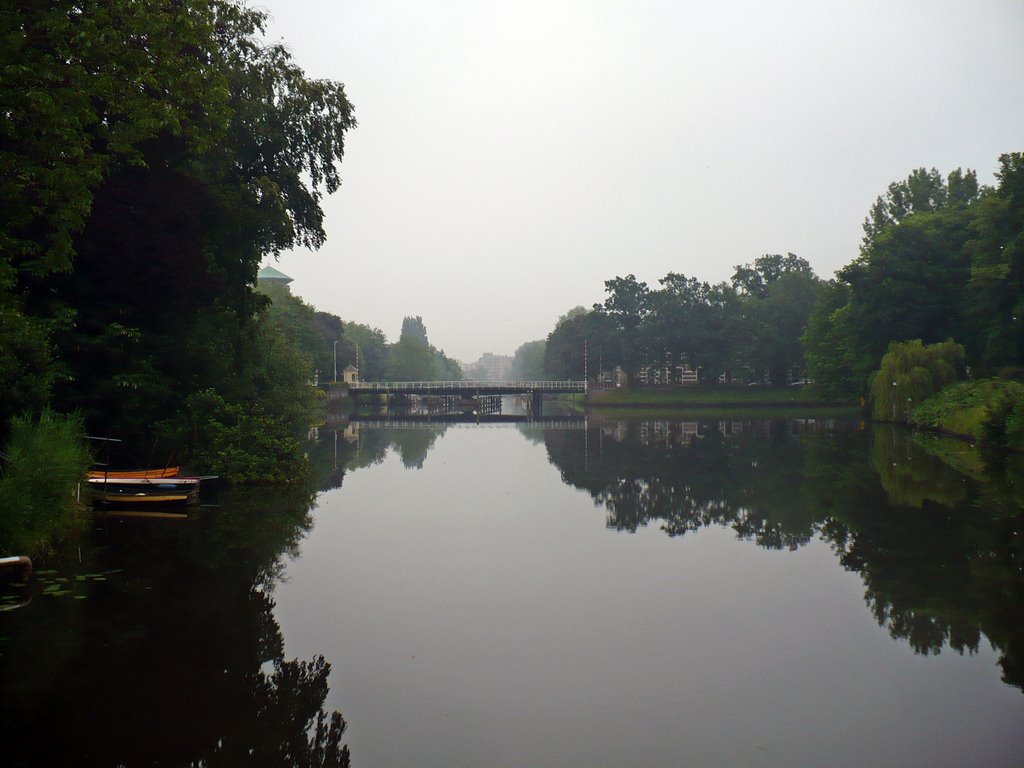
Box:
[342,365,359,385]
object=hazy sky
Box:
[257,0,1024,363]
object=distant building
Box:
[257,265,294,288]
[468,352,513,381]
[342,365,359,385]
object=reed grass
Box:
[0,410,91,557]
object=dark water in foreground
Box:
[2,416,1023,766]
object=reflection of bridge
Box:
[346,380,587,414]
[348,414,588,428]
[346,417,585,430]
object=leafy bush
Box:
[913,379,1024,447]
[0,410,91,556]
[870,339,965,422]
[981,383,1024,450]
[187,390,309,484]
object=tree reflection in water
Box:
[542,417,1024,692]
[0,484,350,766]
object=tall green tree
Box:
[0,0,229,283]
[729,254,819,383]
[741,269,823,383]
[511,340,547,380]
[544,308,620,379]
[258,283,353,383]
[343,323,388,381]
[803,166,983,398]
[965,153,1024,372]
[1,0,231,425]
[431,348,464,381]
[27,0,354,448]
[598,275,651,373]
[642,274,741,379]
[842,208,974,356]
[400,316,429,346]
[386,335,436,381]
[384,316,461,381]
[731,253,813,300]
[861,167,978,250]
[802,282,871,398]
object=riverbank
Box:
[584,386,859,415]
[912,379,1024,451]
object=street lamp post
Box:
[333,340,338,384]
[891,380,897,422]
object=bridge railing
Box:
[346,420,589,429]
[347,380,587,392]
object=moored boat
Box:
[87,476,201,506]
[88,467,181,479]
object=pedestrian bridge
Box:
[346,380,587,396]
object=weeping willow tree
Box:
[869,339,966,422]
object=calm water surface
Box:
[2,416,1023,766]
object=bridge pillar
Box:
[530,390,543,416]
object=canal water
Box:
[2,416,1023,766]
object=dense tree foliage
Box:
[730,254,822,382]
[511,339,546,380]
[801,282,870,399]
[541,157,1020,401]
[544,256,822,385]
[861,167,979,250]
[1,0,228,424]
[343,322,388,381]
[385,315,462,381]
[386,332,436,381]
[259,282,355,383]
[965,154,1024,371]
[0,1,356,477]
[544,307,621,380]
[805,157,1023,398]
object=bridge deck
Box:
[347,380,587,396]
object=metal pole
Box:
[334,340,338,383]
[891,380,897,422]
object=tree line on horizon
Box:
[534,154,1023,399]
[259,283,462,384]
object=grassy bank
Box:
[585,386,858,413]
[913,379,1024,450]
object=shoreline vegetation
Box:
[570,378,1022,453]
[584,386,856,411]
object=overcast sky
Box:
[256,0,1024,363]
